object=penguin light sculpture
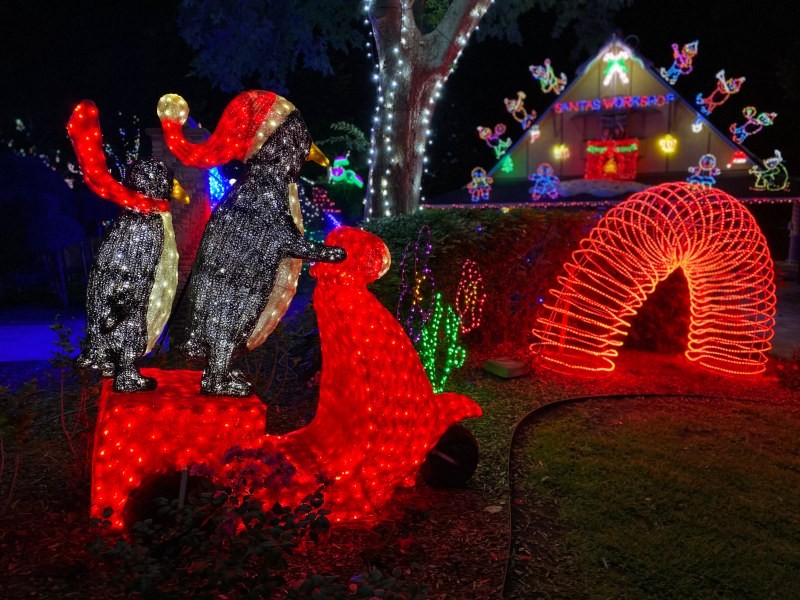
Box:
[157,91,346,396]
[67,100,190,392]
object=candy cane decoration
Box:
[533,182,776,376]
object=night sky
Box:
[2,0,798,197]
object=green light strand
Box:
[417,292,466,393]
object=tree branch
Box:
[423,0,492,71]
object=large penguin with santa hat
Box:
[68,100,190,392]
[157,91,345,396]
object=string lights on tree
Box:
[533,182,776,376]
[363,0,495,218]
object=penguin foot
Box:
[114,370,158,393]
[76,352,114,378]
[200,371,253,397]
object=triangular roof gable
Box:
[489,38,758,182]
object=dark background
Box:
[1,0,798,197]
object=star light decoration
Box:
[361,0,495,215]
[91,227,483,531]
[533,182,776,376]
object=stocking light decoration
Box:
[68,100,190,392]
[454,259,486,334]
[504,91,536,129]
[157,91,346,396]
[730,106,778,144]
[687,154,721,187]
[91,227,482,531]
[696,70,745,116]
[533,182,776,376]
[659,40,699,85]
[750,150,790,192]
[529,58,568,94]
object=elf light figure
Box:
[329,154,364,188]
[529,58,568,95]
[687,153,721,187]
[602,48,630,86]
[659,40,699,85]
[504,91,536,130]
[477,124,512,159]
[528,163,560,200]
[467,167,493,202]
[730,106,778,144]
[750,150,790,192]
[696,70,745,116]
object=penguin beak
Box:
[171,179,190,204]
[306,143,329,167]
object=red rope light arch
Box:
[532,182,776,376]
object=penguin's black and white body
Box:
[68,100,188,392]
[158,92,344,396]
[77,161,181,391]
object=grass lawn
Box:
[510,395,800,599]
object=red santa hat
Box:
[156,90,298,168]
[67,100,170,214]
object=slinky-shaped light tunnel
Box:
[532,182,776,375]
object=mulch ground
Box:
[1,348,797,599]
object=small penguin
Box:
[68,100,190,392]
[157,91,345,396]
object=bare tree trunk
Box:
[364,0,493,219]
